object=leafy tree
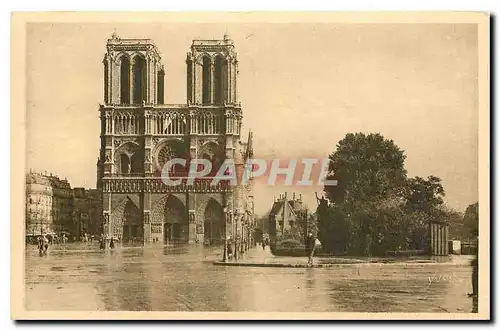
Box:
[318,132,462,256]
[463,202,479,238]
[438,206,464,239]
[322,133,407,255]
[305,212,318,237]
[328,206,351,254]
[316,203,352,254]
[324,133,407,212]
[316,196,331,250]
[404,176,445,214]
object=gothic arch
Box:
[117,52,131,61]
[199,140,222,153]
[214,55,228,105]
[132,55,147,104]
[151,195,188,244]
[119,55,130,104]
[196,53,211,63]
[203,198,224,245]
[110,196,142,240]
[130,52,145,61]
[213,52,225,59]
[157,69,165,104]
[202,55,211,104]
[114,142,142,175]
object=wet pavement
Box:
[25,243,477,312]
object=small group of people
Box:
[98,235,115,250]
[305,232,321,266]
[262,237,269,250]
[99,237,116,250]
[37,235,49,255]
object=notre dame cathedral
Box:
[97,32,255,248]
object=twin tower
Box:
[102,32,239,106]
[98,33,254,249]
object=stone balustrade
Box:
[101,177,232,193]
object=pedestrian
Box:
[37,236,44,256]
[262,238,266,250]
[109,237,115,249]
[42,235,49,254]
[305,232,316,266]
[99,236,106,250]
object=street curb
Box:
[212,261,472,268]
[213,261,338,268]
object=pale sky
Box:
[26,22,478,215]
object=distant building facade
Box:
[97,33,254,248]
[25,171,102,240]
[72,188,103,239]
[268,193,307,244]
[25,172,72,237]
[87,189,103,236]
[26,173,54,236]
[49,175,73,234]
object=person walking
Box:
[109,237,115,249]
[37,235,44,256]
[227,242,233,259]
[42,235,49,254]
[306,232,316,266]
[99,235,106,250]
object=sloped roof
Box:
[269,199,303,220]
[269,201,284,216]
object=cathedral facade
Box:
[97,33,255,247]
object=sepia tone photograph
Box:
[11,12,490,320]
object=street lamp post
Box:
[234,209,241,260]
[244,217,249,252]
[240,214,245,254]
[222,207,229,262]
[248,216,252,249]
[222,234,228,262]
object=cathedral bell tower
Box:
[184,34,246,248]
[99,33,166,243]
[103,32,165,106]
[186,33,238,105]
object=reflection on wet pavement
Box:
[25,243,476,312]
